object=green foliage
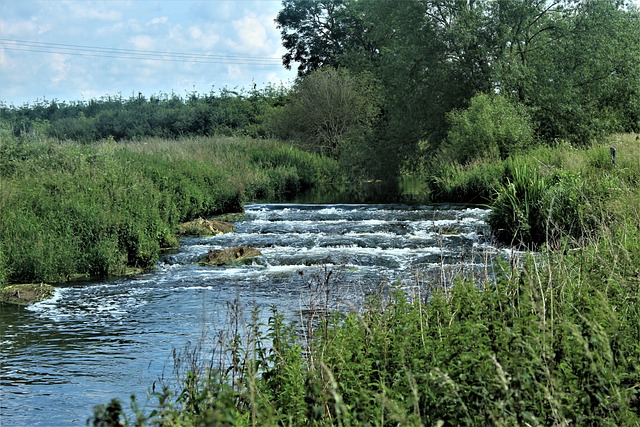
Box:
[0,135,339,284]
[79,131,638,426]
[275,0,640,172]
[441,93,534,164]
[427,158,504,203]
[271,68,381,161]
[422,132,639,248]
[522,0,640,144]
[276,0,356,74]
[488,134,640,248]
[489,157,549,247]
[89,399,126,427]
[0,249,8,287]
[0,86,289,144]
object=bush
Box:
[428,158,505,203]
[270,68,381,159]
[488,157,548,247]
[441,93,534,165]
[488,134,640,248]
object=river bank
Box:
[0,135,341,288]
[428,133,640,248]
[2,132,639,425]
[1,203,497,426]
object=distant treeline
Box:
[0,86,287,143]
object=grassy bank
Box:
[0,134,340,285]
[429,134,640,248]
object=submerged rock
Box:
[178,218,235,236]
[0,283,55,306]
[199,246,262,267]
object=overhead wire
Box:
[0,38,284,66]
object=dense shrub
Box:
[489,135,639,248]
[440,93,534,165]
[0,86,289,143]
[428,158,504,203]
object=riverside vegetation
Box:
[2,0,639,423]
[2,124,639,425]
[0,131,340,286]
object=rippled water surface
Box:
[0,203,506,426]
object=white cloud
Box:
[227,12,269,54]
[226,64,243,79]
[188,24,221,49]
[129,35,155,50]
[49,53,71,85]
[0,0,296,105]
[68,6,121,22]
[0,17,51,36]
[148,16,169,26]
[190,26,203,39]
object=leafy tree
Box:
[276,0,372,75]
[491,0,640,143]
[276,0,640,165]
[0,86,291,142]
[271,67,380,161]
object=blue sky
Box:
[2,0,639,106]
[0,0,297,105]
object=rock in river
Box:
[199,246,262,267]
[0,283,55,306]
[178,218,235,236]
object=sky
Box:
[2,1,639,107]
[0,0,298,106]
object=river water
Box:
[0,203,508,426]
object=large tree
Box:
[492,0,640,143]
[276,0,368,75]
[272,67,380,156]
[276,0,640,169]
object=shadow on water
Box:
[287,177,429,204]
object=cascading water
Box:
[0,203,510,426]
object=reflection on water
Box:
[0,202,510,426]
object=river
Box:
[0,203,509,426]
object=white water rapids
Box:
[0,203,511,426]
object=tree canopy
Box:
[276,0,640,176]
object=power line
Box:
[0,38,284,66]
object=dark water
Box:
[0,203,509,426]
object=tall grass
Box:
[427,157,504,203]
[0,134,340,285]
[489,135,639,248]
[425,134,640,248]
